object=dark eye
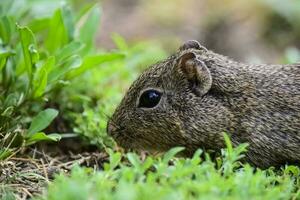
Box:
[138,89,162,108]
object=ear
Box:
[178,52,212,96]
[179,40,208,51]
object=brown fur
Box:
[108,40,300,168]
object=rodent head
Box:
[108,40,223,153]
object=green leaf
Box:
[28,17,50,33]
[141,157,154,171]
[0,47,15,71]
[32,56,55,98]
[223,132,233,155]
[25,132,61,146]
[17,24,38,81]
[3,92,19,108]
[45,8,69,53]
[0,47,15,59]
[33,67,47,98]
[0,149,12,160]
[55,41,84,63]
[0,16,14,44]
[127,153,141,168]
[27,108,59,136]
[65,52,124,79]
[61,5,75,40]
[162,147,185,163]
[48,55,82,83]
[43,56,55,73]
[104,149,122,171]
[78,4,101,53]
[28,44,39,64]
[76,3,96,20]
[112,33,129,51]
[284,165,300,176]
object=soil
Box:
[0,138,109,199]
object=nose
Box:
[107,121,117,136]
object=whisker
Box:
[101,112,123,131]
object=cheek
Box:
[130,114,162,134]
[143,117,183,137]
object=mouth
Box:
[111,130,155,152]
[107,120,177,153]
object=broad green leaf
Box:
[76,3,96,20]
[0,16,13,44]
[32,56,55,98]
[27,108,58,136]
[28,17,50,33]
[77,4,101,53]
[45,9,69,53]
[66,52,124,79]
[15,43,27,76]
[61,5,75,40]
[55,41,84,63]
[17,24,38,81]
[25,132,61,146]
[0,57,5,71]
[28,44,39,64]
[1,59,15,89]
[42,56,55,73]
[33,68,47,98]
[48,55,82,83]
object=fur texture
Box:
[108,40,300,168]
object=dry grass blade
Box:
[0,147,108,199]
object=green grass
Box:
[39,142,300,200]
[0,0,300,200]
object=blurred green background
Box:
[100,0,300,63]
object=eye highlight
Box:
[138,89,162,108]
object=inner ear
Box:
[178,52,212,96]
